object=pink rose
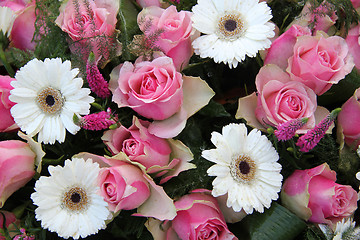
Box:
[98,163,151,212]
[9,1,36,51]
[55,0,120,64]
[102,116,195,183]
[287,33,354,95]
[0,140,35,207]
[137,5,199,71]
[0,0,27,12]
[337,88,360,150]
[77,152,176,220]
[351,0,360,9]
[136,0,161,8]
[345,24,360,73]
[281,163,358,226]
[147,189,237,240]
[0,75,17,132]
[0,210,17,240]
[111,56,183,120]
[254,64,318,132]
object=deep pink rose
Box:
[0,210,17,240]
[351,0,360,9]
[346,24,360,73]
[98,163,151,213]
[255,64,318,132]
[9,1,36,51]
[138,5,199,71]
[286,33,354,95]
[0,0,27,12]
[0,75,17,132]
[111,56,183,120]
[147,189,237,240]
[0,140,35,207]
[337,88,360,150]
[102,117,171,169]
[55,0,119,63]
[281,163,358,226]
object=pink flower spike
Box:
[80,109,117,131]
[274,118,309,141]
[296,108,341,152]
[86,52,111,98]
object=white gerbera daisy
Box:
[0,6,15,37]
[202,123,282,214]
[191,0,275,68]
[9,58,94,144]
[31,157,110,239]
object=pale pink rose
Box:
[55,0,120,64]
[281,163,358,226]
[138,5,199,71]
[264,24,311,70]
[146,189,237,240]
[102,116,195,183]
[136,0,161,8]
[0,210,17,240]
[9,1,36,51]
[0,75,18,132]
[0,140,35,207]
[337,88,360,150]
[98,163,151,213]
[0,0,27,12]
[76,152,177,220]
[254,64,318,132]
[111,56,183,120]
[345,24,360,72]
[287,33,354,95]
[110,55,215,138]
[290,1,338,34]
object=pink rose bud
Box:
[0,210,17,240]
[351,0,360,9]
[98,162,151,213]
[337,88,360,150]
[137,5,199,71]
[281,163,358,226]
[0,75,18,132]
[345,24,360,73]
[0,140,36,207]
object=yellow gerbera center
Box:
[217,12,245,40]
[230,155,256,183]
[37,87,64,114]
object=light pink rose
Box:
[281,163,358,226]
[0,0,27,12]
[0,210,17,240]
[287,33,355,95]
[0,140,35,207]
[254,64,318,132]
[345,24,360,73]
[290,1,338,34]
[0,75,17,132]
[136,0,161,8]
[55,0,120,64]
[337,88,360,150]
[264,24,311,70]
[9,1,36,51]
[147,189,237,240]
[76,152,177,220]
[102,116,195,183]
[138,5,199,71]
[111,56,183,120]
[98,163,151,213]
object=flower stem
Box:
[0,44,15,77]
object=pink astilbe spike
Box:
[274,118,309,141]
[86,52,111,98]
[296,108,341,152]
[80,108,117,131]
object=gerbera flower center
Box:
[62,187,89,212]
[230,155,256,183]
[36,87,64,114]
[217,12,245,40]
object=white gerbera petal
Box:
[31,158,110,240]
[202,123,282,214]
[0,7,15,36]
[191,0,275,68]
[10,58,94,144]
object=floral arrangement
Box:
[0,0,360,239]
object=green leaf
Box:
[198,100,231,117]
[118,0,140,60]
[239,202,307,240]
